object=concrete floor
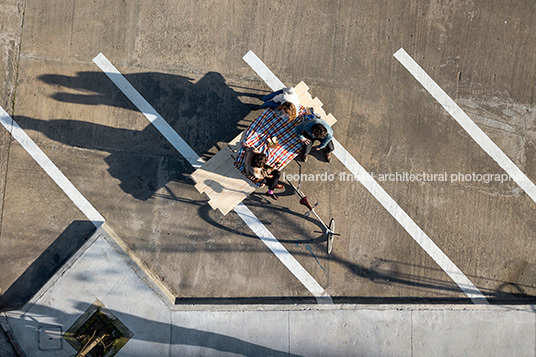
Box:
[0,328,15,357]
[1,0,535,308]
[5,227,535,356]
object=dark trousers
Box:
[260,89,283,109]
[261,170,281,190]
[302,132,334,155]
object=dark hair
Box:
[277,102,297,120]
[251,153,267,168]
[312,124,327,138]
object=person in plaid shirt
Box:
[235,105,309,198]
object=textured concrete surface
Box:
[0,0,24,301]
[0,0,22,111]
[412,308,536,356]
[1,0,535,307]
[6,226,172,356]
[5,226,535,356]
[0,327,16,357]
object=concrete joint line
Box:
[0,0,27,243]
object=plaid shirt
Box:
[235,106,307,179]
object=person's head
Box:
[251,153,268,168]
[311,123,328,138]
[277,102,297,121]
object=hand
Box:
[315,147,323,151]
[301,138,311,145]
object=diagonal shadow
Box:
[38,71,262,146]
[8,303,303,356]
[27,69,535,304]
[0,220,96,312]
[15,115,197,201]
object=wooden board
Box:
[190,82,337,215]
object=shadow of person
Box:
[21,70,264,201]
[15,115,192,200]
[39,70,263,157]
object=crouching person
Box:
[295,116,334,163]
[244,147,284,200]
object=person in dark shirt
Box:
[295,116,334,163]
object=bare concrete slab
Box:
[10,57,311,300]
[0,1,24,296]
[6,226,172,356]
[0,138,93,310]
[412,308,536,356]
[171,310,291,356]
[288,308,412,356]
[1,0,535,305]
[6,225,535,356]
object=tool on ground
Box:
[286,161,338,254]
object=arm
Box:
[244,148,266,182]
[295,121,306,141]
[303,107,315,116]
[317,135,332,149]
[263,165,274,176]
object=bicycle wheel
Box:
[326,218,335,254]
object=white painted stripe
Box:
[94,53,331,303]
[394,48,536,204]
[0,106,105,226]
[244,50,487,304]
[242,51,286,92]
[332,138,488,304]
[92,53,205,170]
[234,203,333,304]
